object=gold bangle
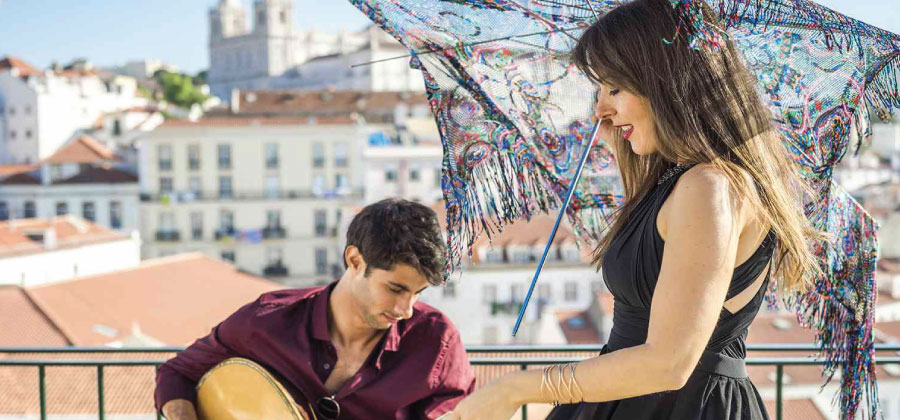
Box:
[568,363,585,403]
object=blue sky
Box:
[1,0,898,74]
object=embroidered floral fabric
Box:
[348,0,899,418]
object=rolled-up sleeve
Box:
[154,297,259,413]
[419,330,476,420]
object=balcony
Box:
[1,345,898,420]
[140,188,364,202]
[155,230,180,242]
[262,226,287,239]
[214,228,237,240]
[263,264,289,277]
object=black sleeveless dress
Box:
[547,165,774,420]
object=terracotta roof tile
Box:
[762,399,827,420]
[556,309,602,344]
[0,172,40,185]
[25,253,285,346]
[0,287,70,346]
[54,167,137,184]
[0,164,40,178]
[0,217,127,258]
[0,56,42,78]
[43,135,116,164]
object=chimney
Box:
[43,227,57,250]
[230,88,240,114]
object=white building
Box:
[207,0,424,99]
[0,216,141,287]
[139,93,432,286]
[364,117,444,204]
[420,212,602,345]
[0,134,140,234]
[0,56,150,164]
[118,59,179,79]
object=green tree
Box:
[155,70,209,109]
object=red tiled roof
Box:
[158,115,356,128]
[25,253,285,346]
[0,56,42,78]
[556,309,602,344]
[54,166,137,184]
[232,90,428,116]
[0,164,39,178]
[0,171,40,185]
[43,135,116,164]
[0,217,127,258]
[0,287,70,346]
[762,399,827,420]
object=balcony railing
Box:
[263,264,289,277]
[1,345,898,420]
[154,230,180,242]
[140,188,364,202]
[214,227,237,240]
[262,226,287,239]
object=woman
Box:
[438,0,824,419]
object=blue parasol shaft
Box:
[512,119,603,336]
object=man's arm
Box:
[155,298,259,417]
[419,330,477,420]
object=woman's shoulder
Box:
[674,163,734,200]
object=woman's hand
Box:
[437,376,521,420]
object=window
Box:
[218,144,232,169]
[187,212,201,241]
[510,248,531,264]
[221,250,236,263]
[266,210,281,229]
[110,201,122,228]
[189,176,202,197]
[312,143,325,168]
[158,144,172,171]
[8,106,14,116]
[562,245,581,262]
[159,211,175,231]
[257,11,265,26]
[267,247,284,265]
[334,143,348,167]
[24,201,35,218]
[442,281,456,298]
[564,282,578,302]
[538,283,552,302]
[279,10,287,24]
[24,106,31,115]
[511,283,525,304]
[483,284,497,303]
[25,130,32,139]
[385,169,397,182]
[188,144,201,170]
[82,202,95,222]
[265,143,279,168]
[56,202,68,216]
[9,130,16,140]
[219,176,233,198]
[312,174,326,195]
[409,169,420,181]
[335,173,348,190]
[314,209,327,237]
[265,175,280,198]
[315,248,328,275]
[0,202,7,221]
[220,210,234,231]
[160,177,173,194]
[113,120,122,136]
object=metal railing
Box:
[2,345,899,420]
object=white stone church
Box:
[207,0,425,99]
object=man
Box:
[155,199,475,420]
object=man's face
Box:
[351,263,431,330]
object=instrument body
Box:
[196,357,314,420]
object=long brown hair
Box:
[572,0,825,293]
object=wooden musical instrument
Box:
[196,357,315,420]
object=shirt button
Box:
[323,363,331,369]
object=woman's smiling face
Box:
[593,83,659,156]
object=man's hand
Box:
[161,399,198,420]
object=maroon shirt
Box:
[155,283,475,419]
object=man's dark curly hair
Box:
[344,198,447,286]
